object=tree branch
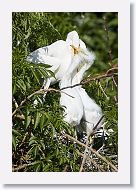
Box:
[12,88,74,117]
[78,151,105,172]
[61,72,117,90]
[12,69,118,117]
[64,133,118,172]
[12,162,40,172]
[79,139,89,172]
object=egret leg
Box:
[76,124,84,141]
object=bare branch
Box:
[63,165,68,172]
[78,151,105,172]
[61,71,118,90]
[79,139,89,172]
[12,96,19,109]
[98,81,109,99]
[12,162,39,172]
[14,114,25,120]
[64,133,118,172]
[12,96,25,119]
[103,16,112,66]
[92,115,105,131]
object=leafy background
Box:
[12,12,118,172]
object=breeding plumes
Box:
[59,38,95,127]
[27,31,81,90]
[59,52,85,126]
[27,30,104,139]
[71,49,103,137]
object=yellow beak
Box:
[70,45,80,55]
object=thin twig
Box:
[106,66,118,75]
[103,16,118,90]
[98,81,109,99]
[18,132,29,148]
[12,96,19,109]
[12,89,43,116]
[112,76,118,88]
[92,115,105,131]
[63,165,68,172]
[12,96,25,119]
[61,72,118,90]
[12,164,29,172]
[15,114,25,120]
[12,162,39,172]
[64,133,118,172]
[78,151,105,172]
[79,139,89,172]
[103,16,112,66]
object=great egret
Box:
[27,30,104,136]
[59,45,96,128]
[71,50,103,137]
[27,31,81,90]
[59,53,84,126]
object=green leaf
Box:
[12,135,16,151]
[16,79,26,92]
[35,163,41,172]
[29,135,37,142]
[112,58,118,65]
[13,83,16,95]
[38,68,49,80]
[38,63,52,69]
[34,146,38,158]
[30,67,40,84]
[52,127,56,137]
[26,115,31,129]
[34,111,40,129]
[29,140,37,146]
[27,146,35,155]
[47,69,56,79]
[12,129,22,137]
[43,164,49,171]
[40,114,45,132]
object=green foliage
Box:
[12,12,118,172]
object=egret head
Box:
[66,31,88,56]
[66,31,80,55]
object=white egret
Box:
[59,53,84,126]
[27,30,104,136]
[71,53,103,137]
[59,37,95,126]
[27,31,81,90]
[59,42,96,128]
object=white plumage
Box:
[59,38,95,127]
[59,79,83,126]
[59,53,84,126]
[27,31,81,89]
[71,47,103,137]
[27,30,104,137]
[27,40,72,88]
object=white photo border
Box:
[0,0,130,184]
